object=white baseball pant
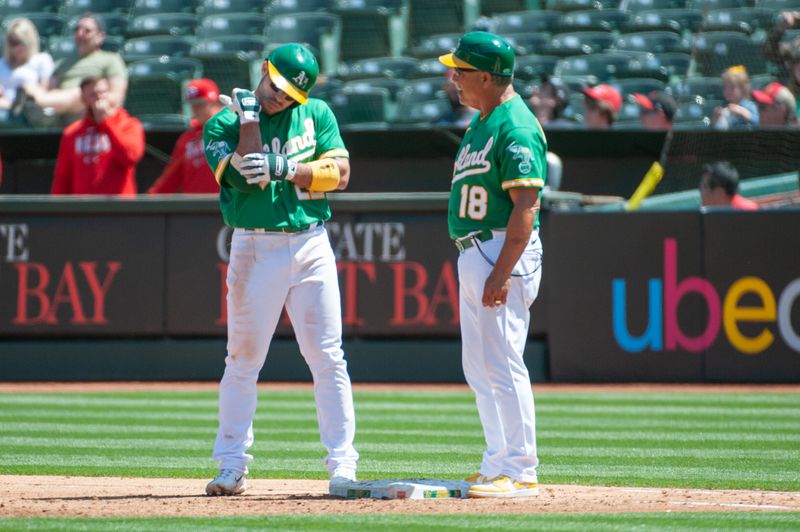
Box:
[458,230,543,484]
[212,226,358,477]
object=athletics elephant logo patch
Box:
[507,141,533,175]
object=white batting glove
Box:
[232,152,270,189]
[219,88,260,124]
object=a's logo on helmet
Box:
[293,71,308,87]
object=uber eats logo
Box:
[612,238,800,354]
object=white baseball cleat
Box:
[328,467,357,495]
[206,469,247,496]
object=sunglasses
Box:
[454,67,479,74]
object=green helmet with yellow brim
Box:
[438,31,514,77]
[267,43,319,105]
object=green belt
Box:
[454,229,494,252]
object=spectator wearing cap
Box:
[763,11,800,117]
[148,78,223,194]
[699,161,759,211]
[582,84,621,129]
[752,82,798,127]
[632,91,676,130]
[528,76,572,127]
[712,65,759,130]
[23,12,127,124]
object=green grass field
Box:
[1,387,798,530]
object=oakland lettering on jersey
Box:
[268,118,317,161]
[452,137,493,183]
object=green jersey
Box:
[448,94,547,240]
[204,98,349,230]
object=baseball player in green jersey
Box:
[203,43,358,497]
[440,32,546,498]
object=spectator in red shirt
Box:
[582,84,622,129]
[148,78,222,194]
[51,76,144,195]
[699,161,759,210]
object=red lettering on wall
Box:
[389,261,429,325]
[13,262,52,324]
[46,262,87,324]
[338,261,377,326]
[80,261,122,324]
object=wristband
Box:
[307,159,341,192]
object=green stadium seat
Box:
[137,113,190,128]
[627,9,703,34]
[616,101,644,123]
[0,0,58,15]
[555,52,666,82]
[65,13,129,38]
[514,54,561,80]
[687,0,752,8]
[332,5,394,61]
[50,34,123,59]
[562,93,586,122]
[701,8,777,34]
[613,77,666,96]
[559,9,631,32]
[750,73,779,89]
[673,76,724,101]
[756,0,800,8]
[265,13,341,74]
[394,98,451,124]
[505,32,550,55]
[267,0,337,15]
[336,0,406,7]
[343,77,406,100]
[190,36,265,95]
[396,77,447,106]
[481,0,540,16]
[405,33,462,59]
[131,0,197,16]
[408,0,476,44]
[128,56,203,78]
[122,35,195,62]
[619,0,687,12]
[613,31,691,54]
[545,31,615,56]
[657,52,692,78]
[126,73,188,117]
[328,86,392,125]
[308,77,342,102]
[691,31,767,76]
[2,13,64,42]
[198,0,266,15]
[61,0,131,17]
[337,56,419,80]
[412,57,449,78]
[673,99,718,126]
[196,13,268,38]
[128,14,198,38]
[492,10,564,35]
[546,0,621,11]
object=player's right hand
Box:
[232,152,270,189]
[220,88,260,124]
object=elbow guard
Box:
[307,158,341,192]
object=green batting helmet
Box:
[267,43,319,104]
[439,31,515,77]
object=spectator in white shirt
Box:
[0,18,54,111]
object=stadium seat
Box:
[196,13,268,38]
[657,52,692,78]
[328,86,392,125]
[673,76,724,101]
[555,52,665,82]
[615,101,643,123]
[337,56,419,80]
[136,113,190,128]
[405,33,462,59]
[750,73,779,89]
[61,0,131,17]
[52,34,123,57]
[343,77,406,100]
[627,8,703,34]
[481,0,540,16]
[546,0,621,11]
[504,32,550,55]
[131,0,197,16]
[562,93,586,122]
[126,72,189,117]
[619,0,687,11]
[691,31,767,76]
[394,98,451,124]
[332,5,396,61]
[396,77,447,106]
[514,55,561,81]
[545,32,616,56]
[127,57,203,78]
[559,9,631,32]
[65,13,129,38]
[613,77,667,96]
[687,0,752,9]
[412,57,449,78]
[336,0,406,7]
[492,10,564,35]
[2,13,64,43]
[128,14,198,38]
[265,13,341,74]
[756,0,800,8]
[190,36,265,95]
[267,0,337,15]
[408,0,475,44]
[0,0,58,15]
[122,35,196,62]
[308,77,342,102]
[673,99,717,127]
[701,8,778,34]
[197,0,266,15]
[613,31,691,54]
